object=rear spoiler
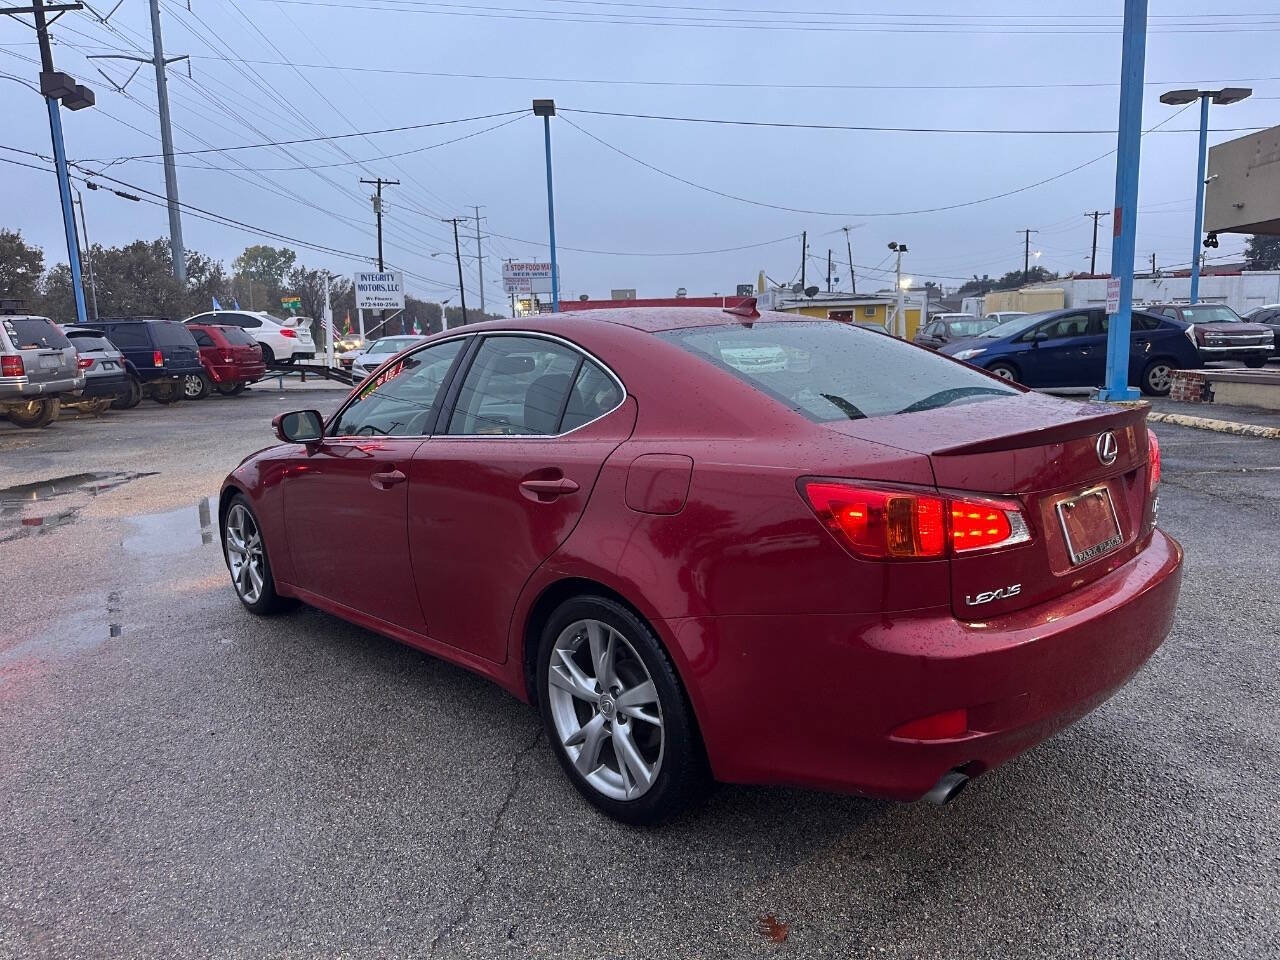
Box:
[931,403,1148,457]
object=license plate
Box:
[101,361,115,370]
[1056,486,1123,565]
[39,355,59,369]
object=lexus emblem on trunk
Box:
[1096,430,1119,466]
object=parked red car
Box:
[184,322,266,399]
[219,307,1182,824]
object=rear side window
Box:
[151,321,196,347]
[102,324,150,349]
[4,318,70,350]
[660,321,1016,421]
[190,329,215,347]
[447,336,585,436]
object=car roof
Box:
[456,306,834,336]
[91,316,175,323]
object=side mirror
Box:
[273,409,324,445]
[1030,331,1050,344]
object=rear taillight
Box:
[801,481,1031,560]
[1147,427,1161,491]
[77,356,93,369]
[1,355,23,377]
[153,350,164,367]
[280,328,297,339]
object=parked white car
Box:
[350,335,431,382]
[983,311,1029,325]
[184,310,315,364]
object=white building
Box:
[1025,271,1280,314]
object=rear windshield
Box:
[4,317,70,350]
[151,321,197,346]
[1180,304,1242,324]
[68,335,115,352]
[217,326,256,346]
[660,321,1017,421]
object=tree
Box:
[231,244,296,311]
[1244,234,1280,271]
[0,230,44,304]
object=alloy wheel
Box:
[1147,363,1173,393]
[991,366,1016,380]
[224,503,265,604]
[183,374,205,399]
[547,618,665,801]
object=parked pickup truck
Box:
[0,308,83,428]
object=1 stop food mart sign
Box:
[354,271,405,311]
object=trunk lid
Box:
[825,393,1156,619]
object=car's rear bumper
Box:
[205,362,266,383]
[666,528,1183,801]
[0,374,84,396]
[79,372,130,397]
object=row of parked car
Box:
[0,304,317,428]
[913,302,1278,395]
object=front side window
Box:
[660,321,1016,421]
[447,336,605,436]
[329,338,465,437]
[1027,313,1091,341]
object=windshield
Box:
[660,321,1017,421]
[1181,304,1242,324]
[979,312,1052,339]
[947,319,998,338]
[366,337,416,356]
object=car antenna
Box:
[724,297,759,323]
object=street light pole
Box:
[533,99,559,312]
[889,241,908,338]
[1159,87,1251,304]
[72,185,98,320]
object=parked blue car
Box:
[938,307,1200,396]
[78,317,204,408]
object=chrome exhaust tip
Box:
[924,769,970,806]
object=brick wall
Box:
[1169,369,1211,403]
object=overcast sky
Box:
[3,1,1278,307]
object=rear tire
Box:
[183,373,211,400]
[1141,359,1175,397]
[260,343,276,365]
[536,595,709,825]
[215,382,247,396]
[112,376,142,410]
[222,495,295,615]
[151,381,182,405]
[986,361,1020,383]
[7,397,59,428]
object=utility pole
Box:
[800,231,807,291]
[1019,228,1040,282]
[85,0,187,282]
[72,185,98,320]
[444,217,469,325]
[473,205,485,316]
[4,0,93,326]
[826,249,833,293]
[1084,210,1110,275]
[1150,252,1157,277]
[359,177,399,270]
[843,225,856,294]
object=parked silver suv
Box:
[0,307,83,428]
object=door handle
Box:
[370,468,407,489]
[519,476,580,499]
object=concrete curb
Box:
[1147,411,1280,439]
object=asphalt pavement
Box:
[1,391,1277,959]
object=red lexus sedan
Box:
[219,306,1182,824]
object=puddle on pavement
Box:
[123,496,217,555]
[0,471,157,543]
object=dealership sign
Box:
[503,261,553,294]
[354,271,405,311]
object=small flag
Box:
[212,295,223,310]
[342,311,351,335]
[233,298,241,310]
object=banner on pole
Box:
[354,271,405,311]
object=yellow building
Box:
[770,295,926,340]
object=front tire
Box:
[536,596,708,825]
[986,361,1020,383]
[183,373,210,400]
[1243,358,1267,369]
[7,397,59,428]
[1141,359,1175,396]
[222,495,295,615]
